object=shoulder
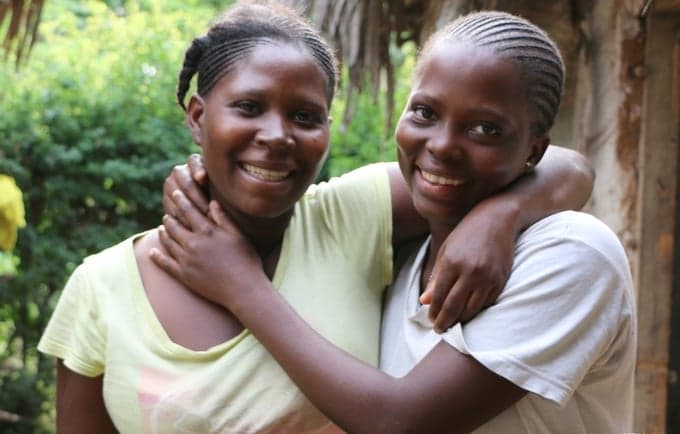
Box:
[77,231,149,289]
[517,211,630,277]
[506,211,635,328]
[294,163,393,236]
[302,162,391,199]
[506,211,635,321]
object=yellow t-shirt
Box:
[38,163,393,433]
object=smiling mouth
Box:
[420,169,465,186]
[242,163,291,182]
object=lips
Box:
[419,168,466,186]
[241,163,292,182]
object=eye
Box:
[413,104,437,122]
[469,122,501,137]
[292,110,323,127]
[234,101,261,116]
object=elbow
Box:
[556,146,595,208]
[366,401,438,434]
[370,419,454,434]
[572,149,596,202]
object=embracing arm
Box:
[229,277,525,434]
[152,198,526,434]
[166,145,592,247]
[161,145,593,330]
[392,144,594,328]
[56,360,117,434]
[390,144,593,243]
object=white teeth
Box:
[242,163,290,181]
[420,170,465,186]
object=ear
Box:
[525,135,550,172]
[186,94,206,147]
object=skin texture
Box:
[396,41,549,294]
[137,42,334,350]
[56,360,117,434]
[56,38,594,431]
[151,40,591,433]
[55,42,336,432]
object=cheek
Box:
[300,129,330,168]
[472,149,526,190]
[395,122,422,158]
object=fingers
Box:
[430,279,503,332]
[419,284,434,305]
[431,277,469,333]
[176,158,210,214]
[171,190,211,232]
[188,154,208,185]
[425,264,458,324]
[149,243,182,281]
[159,218,189,253]
[161,215,194,254]
[163,175,188,227]
[459,286,487,323]
[208,200,232,230]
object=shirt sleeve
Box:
[38,262,107,377]
[440,213,635,405]
[313,162,394,290]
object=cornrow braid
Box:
[421,11,565,136]
[176,1,338,111]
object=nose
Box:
[255,113,295,152]
[425,124,464,161]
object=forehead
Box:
[214,42,329,106]
[414,40,528,111]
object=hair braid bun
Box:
[176,1,338,112]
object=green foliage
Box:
[0,252,19,276]
[0,1,220,432]
[326,43,415,178]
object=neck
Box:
[425,219,460,271]
[207,182,292,260]
[229,208,291,259]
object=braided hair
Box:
[177,1,338,111]
[419,11,565,136]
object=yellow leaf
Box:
[0,175,26,251]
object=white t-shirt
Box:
[380,211,636,433]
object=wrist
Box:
[228,273,275,318]
[472,194,523,235]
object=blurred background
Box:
[0,0,678,432]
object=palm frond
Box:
[1,0,45,67]
[287,0,471,131]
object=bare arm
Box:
[389,145,593,243]
[161,145,593,330]
[392,145,594,327]
[56,360,117,434]
[165,146,592,246]
[229,277,525,434]
[151,198,526,433]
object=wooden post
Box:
[634,3,680,431]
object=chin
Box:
[413,197,468,226]
[240,200,296,220]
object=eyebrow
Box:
[228,88,328,111]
